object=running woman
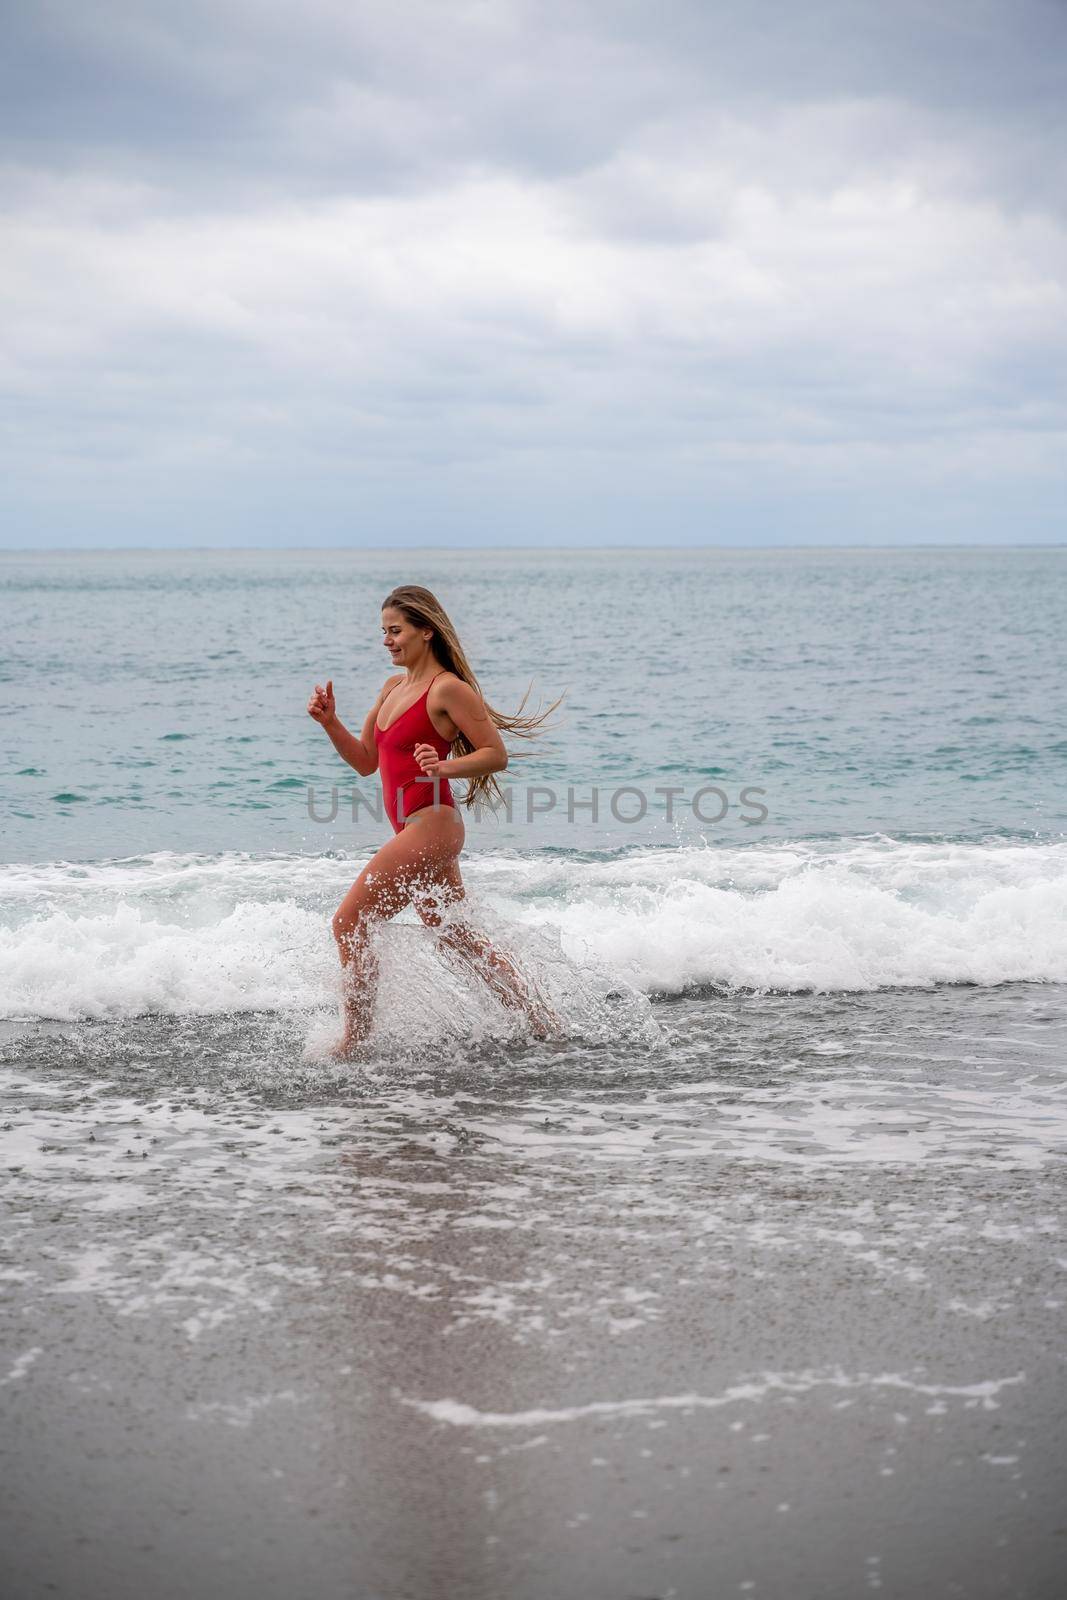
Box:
[307,585,562,1056]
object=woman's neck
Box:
[406,659,442,684]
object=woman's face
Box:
[381,606,431,667]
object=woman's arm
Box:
[413,677,508,780]
[307,676,401,778]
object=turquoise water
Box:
[2,546,1066,1019]
[2,546,1064,865]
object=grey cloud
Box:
[1,0,1066,548]
[6,1,1066,193]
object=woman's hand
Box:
[307,680,336,727]
[413,742,443,777]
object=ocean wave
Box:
[1,837,1065,1021]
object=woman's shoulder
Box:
[430,669,470,701]
[379,671,405,701]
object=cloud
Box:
[1,0,1065,546]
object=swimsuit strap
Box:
[410,670,445,712]
[412,669,446,701]
[380,670,448,732]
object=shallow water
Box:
[4,981,1066,1597]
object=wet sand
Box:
[2,985,1066,1599]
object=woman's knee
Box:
[434,919,480,961]
[332,903,372,951]
[415,892,450,931]
[413,878,463,931]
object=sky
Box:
[2,0,1066,549]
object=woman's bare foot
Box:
[483,965,562,1040]
[327,1004,372,1059]
[526,996,563,1040]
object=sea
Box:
[3,546,1066,1599]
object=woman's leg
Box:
[413,860,559,1036]
[330,815,463,1055]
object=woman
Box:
[307,585,562,1056]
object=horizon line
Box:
[1,540,1065,555]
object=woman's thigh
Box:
[335,817,463,931]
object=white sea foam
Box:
[0,1347,43,1388]
[402,1369,1027,1428]
[1,838,1065,1021]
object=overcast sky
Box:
[2,0,1065,548]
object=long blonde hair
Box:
[382,584,564,811]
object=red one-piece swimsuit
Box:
[374,671,456,834]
